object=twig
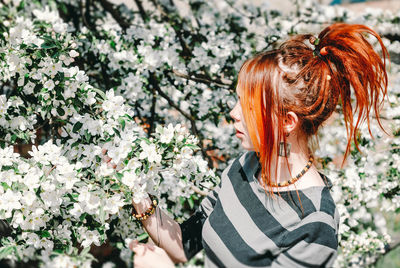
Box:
[133,0,148,21]
[223,0,256,20]
[46,165,57,177]
[149,0,192,57]
[34,119,49,131]
[100,63,111,92]
[172,69,232,88]
[153,80,192,121]
[148,77,157,136]
[191,185,208,196]
[99,0,131,30]
[79,0,94,31]
[388,236,400,253]
[153,77,214,168]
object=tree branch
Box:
[172,69,233,88]
[133,0,148,21]
[152,77,192,121]
[79,0,95,31]
[223,0,256,20]
[148,76,158,136]
[149,0,192,57]
[153,78,214,168]
[99,0,131,31]
[191,185,208,196]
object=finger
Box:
[145,243,156,251]
[129,239,139,251]
[102,148,107,155]
[147,238,156,246]
[132,243,148,256]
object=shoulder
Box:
[280,184,339,249]
[282,210,338,250]
[274,209,339,267]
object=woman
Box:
[127,23,388,267]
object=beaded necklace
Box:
[267,155,314,187]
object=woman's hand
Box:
[130,240,175,268]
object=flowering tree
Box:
[0,0,399,267]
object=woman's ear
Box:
[283,111,299,134]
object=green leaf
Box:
[85,130,91,142]
[41,230,51,238]
[72,122,83,133]
[137,233,149,242]
[71,141,80,148]
[41,42,58,49]
[0,246,15,259]
[118,118,126,131]
[113,128,121,138]
[1,182,10,190]
[115,173,123,180]
[80,246,91,256]
[91,88,106,100]
[110,183,120,190]
[79,213,88,222]
[56,107,65,116]
[110,40,116,49]
[116,242,124,250]
[188,197,194,209]
[99,205,105,224]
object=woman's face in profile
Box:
[229,88,255,151]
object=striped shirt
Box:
[180,151,339,267]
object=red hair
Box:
[238,23,388,191]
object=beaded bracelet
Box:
[132,196,158,221]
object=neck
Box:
[260,134,311,185]
[272,152,310,184]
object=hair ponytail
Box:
[238,23,389,190]
[314,23,389,159]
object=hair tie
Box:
[310,36,327,59]
[320,47,328,56]
[309,36,320,46]
[313,46,329,59]
[313,49,322,58]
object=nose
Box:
[229,102,240,122]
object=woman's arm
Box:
[102,149,188,263]
[133,197,188,264]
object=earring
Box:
[279,132,291,157]
[279,142,291,157]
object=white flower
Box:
[24,81,35,94]
[104,194,125,214]
[69,50,79,58]
[21,191,37,207]
[0,189,22,218]
[70,203,84,219]
[78,228,101,248]
[139,141,161,163]
[0,95,10,116]
[98,162,114,177]
[159,123,175,144]
[44,80,55,90]
[121,172,139,189]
